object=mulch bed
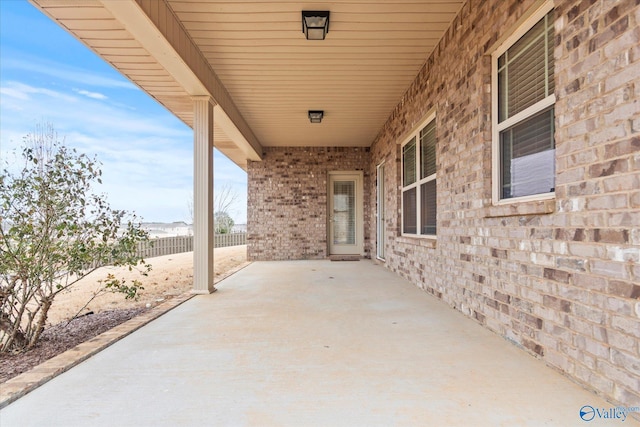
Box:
[0,308,147,384]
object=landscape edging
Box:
[0,260,253,409]
[0,293,195,409]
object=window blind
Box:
[403,138,416,186]
[498,10,555,122]
[420,180,436,235]
[403,187,417,234]
[420,120,436,179]
[333,181,356,245]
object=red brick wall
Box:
[369,0,639,409]
[248,147,370,260]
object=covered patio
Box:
[15,0,640,417]
[0,261,628,426]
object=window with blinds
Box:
[494,6,555,201]
[401,115,436,236]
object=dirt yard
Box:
[0,245,247,383]
[48,245,247,325]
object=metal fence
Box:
[137,233,246,259]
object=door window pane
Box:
[333,181,355,245]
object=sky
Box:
[0,0,247,224]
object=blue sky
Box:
[0,0,247,224]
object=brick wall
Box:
[247,147,370,260]
[368,0,639,409]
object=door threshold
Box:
[329,255,361,261]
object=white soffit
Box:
[168,0,465,147]
[30,0,465,154]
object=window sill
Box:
[398,235,437,249]
[483,198,555,218]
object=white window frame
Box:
[401,112,437,238]
[491,1,556,205]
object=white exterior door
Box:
[376,163,385,260]
[328,172,363,256]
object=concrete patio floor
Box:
[1,260,635,426]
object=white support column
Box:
[192,96,216,294]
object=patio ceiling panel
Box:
[170,0,464,147]
[31,0,465,156]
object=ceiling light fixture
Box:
[308,110,324,123]
[302,11,330,40]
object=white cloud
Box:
[0,86,29,100]
[0,80,247,223]
[1,81,77,103]
[75,89,107,100]
[1,53,137,90]
[0,81,189,141]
